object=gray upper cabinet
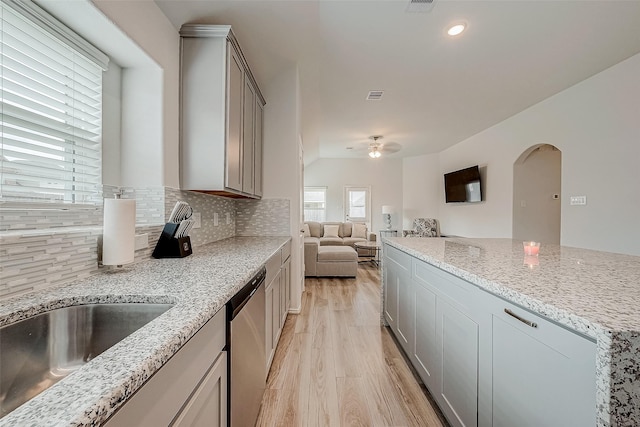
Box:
[242,79,255,195]
[180,25,265,199]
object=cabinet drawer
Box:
[383,244,411,271]
[485,294,595,363]
[265,252,281,287]
[413,258,478,310]
[281,240,291,262]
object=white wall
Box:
[263,64,304,312]
[402,154,441,231]
[93,0,181,188]
[513,146,561,244]
[304,158,403,235]
[435,53,640,255]
[119,66,164,186]
[102,62,122,186]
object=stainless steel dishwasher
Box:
[227,267,266,427]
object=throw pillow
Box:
[323,224,340,238]
[352,223,367,239]
[303,223,310,237]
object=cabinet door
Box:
[383,255,398,329]
[272,271,281,348]
[412,278,438,391]
[254,101,263,197]
[280,260,290,326]
[483,299,596,427]
[226,43,243,192]
[283,259,290,313]
[396,264,413,354]
[172,351,227,427]
[265,282,274,368]
[242,80,255,194]
[437,298,479,427]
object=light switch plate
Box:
[226,212,231,224]
[193,212,201,229]
[570,195,587,206]
[213,213,219,226]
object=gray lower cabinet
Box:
[382,243,597,427]
[412,256,481,427]
[412,278,438,391]
[437,297,480,427]
[479,295,596,427]
[104,308,227,427]
[265,240,292,371]
[383,245,408,332]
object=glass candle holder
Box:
[523,241,540,256]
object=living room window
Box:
[0,0,109,205]
[304,186,327,222]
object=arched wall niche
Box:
[512,144,562,244]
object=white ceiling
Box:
[155,0,640,164]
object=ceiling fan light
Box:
[447,23,466,36]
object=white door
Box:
[344,186,370,228]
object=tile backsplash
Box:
[0,187,290,300]
[236,198,291,236]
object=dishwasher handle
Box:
[228,267,266,320]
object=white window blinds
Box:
[1,0,108,204]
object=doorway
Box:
[512,144,562,244]
[344,186,371,229]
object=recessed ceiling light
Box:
[447,23,466,36]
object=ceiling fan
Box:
[348,135,402,158]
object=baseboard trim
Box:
[288,305,301,314]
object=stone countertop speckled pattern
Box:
[382,237,640,336]
[0,236,290,427]
[382,237,640,426]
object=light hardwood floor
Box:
[256,263,447,427]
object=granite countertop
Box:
[0,236,290,427]
[382,237,640,426]
[382,237,640,336]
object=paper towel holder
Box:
[152,223,193,258]
[102,193,136,268]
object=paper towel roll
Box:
[103,198,136,266]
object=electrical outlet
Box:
[570,195,587,206]
[134,234,148,250]
[226,212,231,225]
[213,213,219,226]
[193,212,201,229]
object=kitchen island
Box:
[0,236,290,426]
[381,237,639,427]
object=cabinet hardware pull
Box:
[504,308,538,328]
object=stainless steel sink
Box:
[0,303,173,419]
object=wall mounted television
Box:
[444,165,483,203]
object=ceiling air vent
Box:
[406,0,436,13]
[366,90,384,101]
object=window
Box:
[303,187,327,222]
[1,0,109,204]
